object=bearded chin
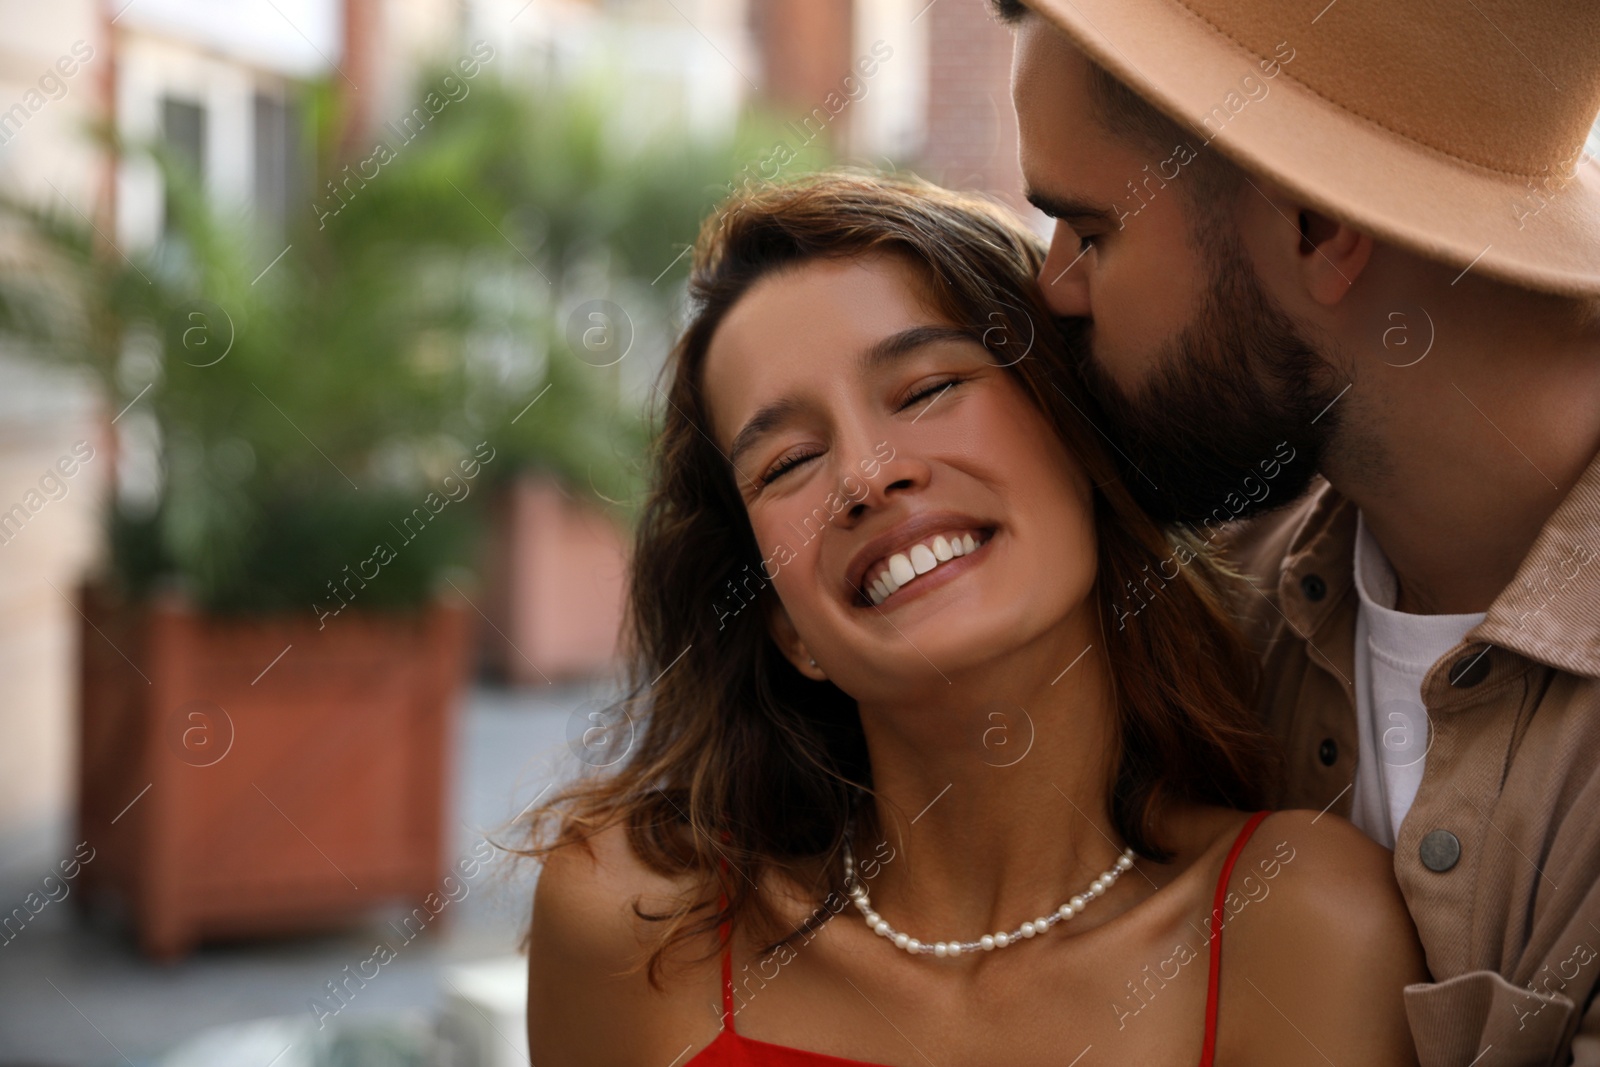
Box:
[1057,252,1340,527]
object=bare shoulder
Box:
[1229,809,1418,957]
[532,818,695,945]
[1221,810,1427,1067]
[1243,808,1397,892]
[527,821,721,1066]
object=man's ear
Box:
[765,595,828,681]
[1295,208,1373,307]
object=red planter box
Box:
[74,585,471,961]
[478,474,627,683]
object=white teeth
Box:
[863,531,988,603]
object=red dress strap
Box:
[718,903,735,1029]
[715,847,736,1031]
[1198,810,1270,1067]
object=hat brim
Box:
[1028,0,1600,297]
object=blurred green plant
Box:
[0,65,825,614]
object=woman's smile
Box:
[846,515,998,608]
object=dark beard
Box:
[1062,239,1341,527]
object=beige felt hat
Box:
[1025,0,1600,296]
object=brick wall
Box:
[921,0,1033,216]
[751,0,856,147]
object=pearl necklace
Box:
[842,834,1136,958]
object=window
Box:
[160,96,205,236]
[253,91,299,233]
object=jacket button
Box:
[1300,574,1327,602]
[1448,647,1492,688]
[1419,830,1461,872]
[1317,738,1338,766]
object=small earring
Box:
[808,657,817,668]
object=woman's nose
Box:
[832,434,930,523]
[1038,222,1091,319]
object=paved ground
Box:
[0,681,611,1066]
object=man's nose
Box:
[1038,222,1091,319]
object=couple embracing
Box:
[527,1,1600,1064]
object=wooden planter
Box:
[74,584,471,961]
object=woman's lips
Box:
[861,528,994,606]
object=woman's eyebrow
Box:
[729,395,804,469]
[727,324,979,468]
[858,324,981,374]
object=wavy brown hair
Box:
[518,170,1279,982]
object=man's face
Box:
[1013,20,1209,396]
[1011,17,1337,524]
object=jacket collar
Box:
[1270,452,1600,680]
[1475,448,1600,679]
[1268,476,1357,641]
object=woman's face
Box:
[702,253,1099,702]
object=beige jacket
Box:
[1225,451,1600,1067]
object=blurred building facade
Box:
[0,0,1026,873]
[0,0,115,881]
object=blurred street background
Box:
[0,0,1034,1063]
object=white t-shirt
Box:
[1349,512,1488,848]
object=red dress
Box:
[686,810,1271,1067]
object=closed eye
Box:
[759,448,821,486]
[758,377,966,486]
[898,377,963,414]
